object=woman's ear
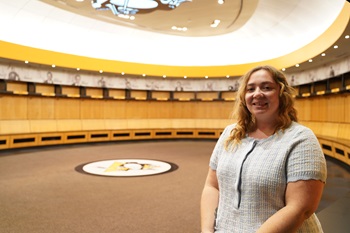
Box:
[279,82,285,97]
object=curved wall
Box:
[0,76,349,167]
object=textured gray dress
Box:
[210,122,327,232]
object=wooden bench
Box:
[0,119,232,150]
[1,119,348,168]
[300,121,350,166]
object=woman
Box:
[200,65,327,233]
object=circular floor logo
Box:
[80,159,174,177]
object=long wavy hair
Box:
[225,65,298,149]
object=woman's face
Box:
[244,69,280,122]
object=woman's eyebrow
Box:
[247,81,275,86]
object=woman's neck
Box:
[249,128,275,139]
[249,121,277,139]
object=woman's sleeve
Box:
[286,127,327,183]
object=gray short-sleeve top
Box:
[210,122,327,233]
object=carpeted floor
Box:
[0,140,349,233]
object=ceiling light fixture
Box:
[118,14,135,20]
[308,59,313,62]
[171,26,187,31]
[210,19,220,28]
[333,45,338,49]
[218,0,225,4]
[91,0,192,16]
[321,53,326,56]
[345,35,349,39]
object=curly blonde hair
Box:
[225,65,298,149]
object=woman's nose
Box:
[253,88,263,97]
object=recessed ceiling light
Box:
[184,76,187,79]
[24,60,29,64]
[205,76,208,79]
[218,0,225,4]
[163,75,166,78]
[333,45,338,49]
[226,75,230,78]
[321,53,326,56]
[77,68,80,71]
[211,19,220,28]
[282,68,285,71]
[308,59,313,62]
[52,64,56,68]
[345,35,349,39]
[142,74,146,77]
[99,70,103,73]
[171,26,187,31]
[118,14,135,20]
[295,64,299,67]
[121,72,125,75]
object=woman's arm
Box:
[201,168,219,233]
[256,179,325,233]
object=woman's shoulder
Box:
[289,121,311,131]
[286,121,316,137]
[226,123,237,129]
[223,123,236,133]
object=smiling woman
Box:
[201,65,326,233]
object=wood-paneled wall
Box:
[295,93,350,123]
[1,93,349,123]
[0,91,349,167]
[0,95,234,120]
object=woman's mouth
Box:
[253,102,267,106]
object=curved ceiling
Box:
[0,0,349,78]
[41,0,259,37]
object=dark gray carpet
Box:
[0,140,349,233]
